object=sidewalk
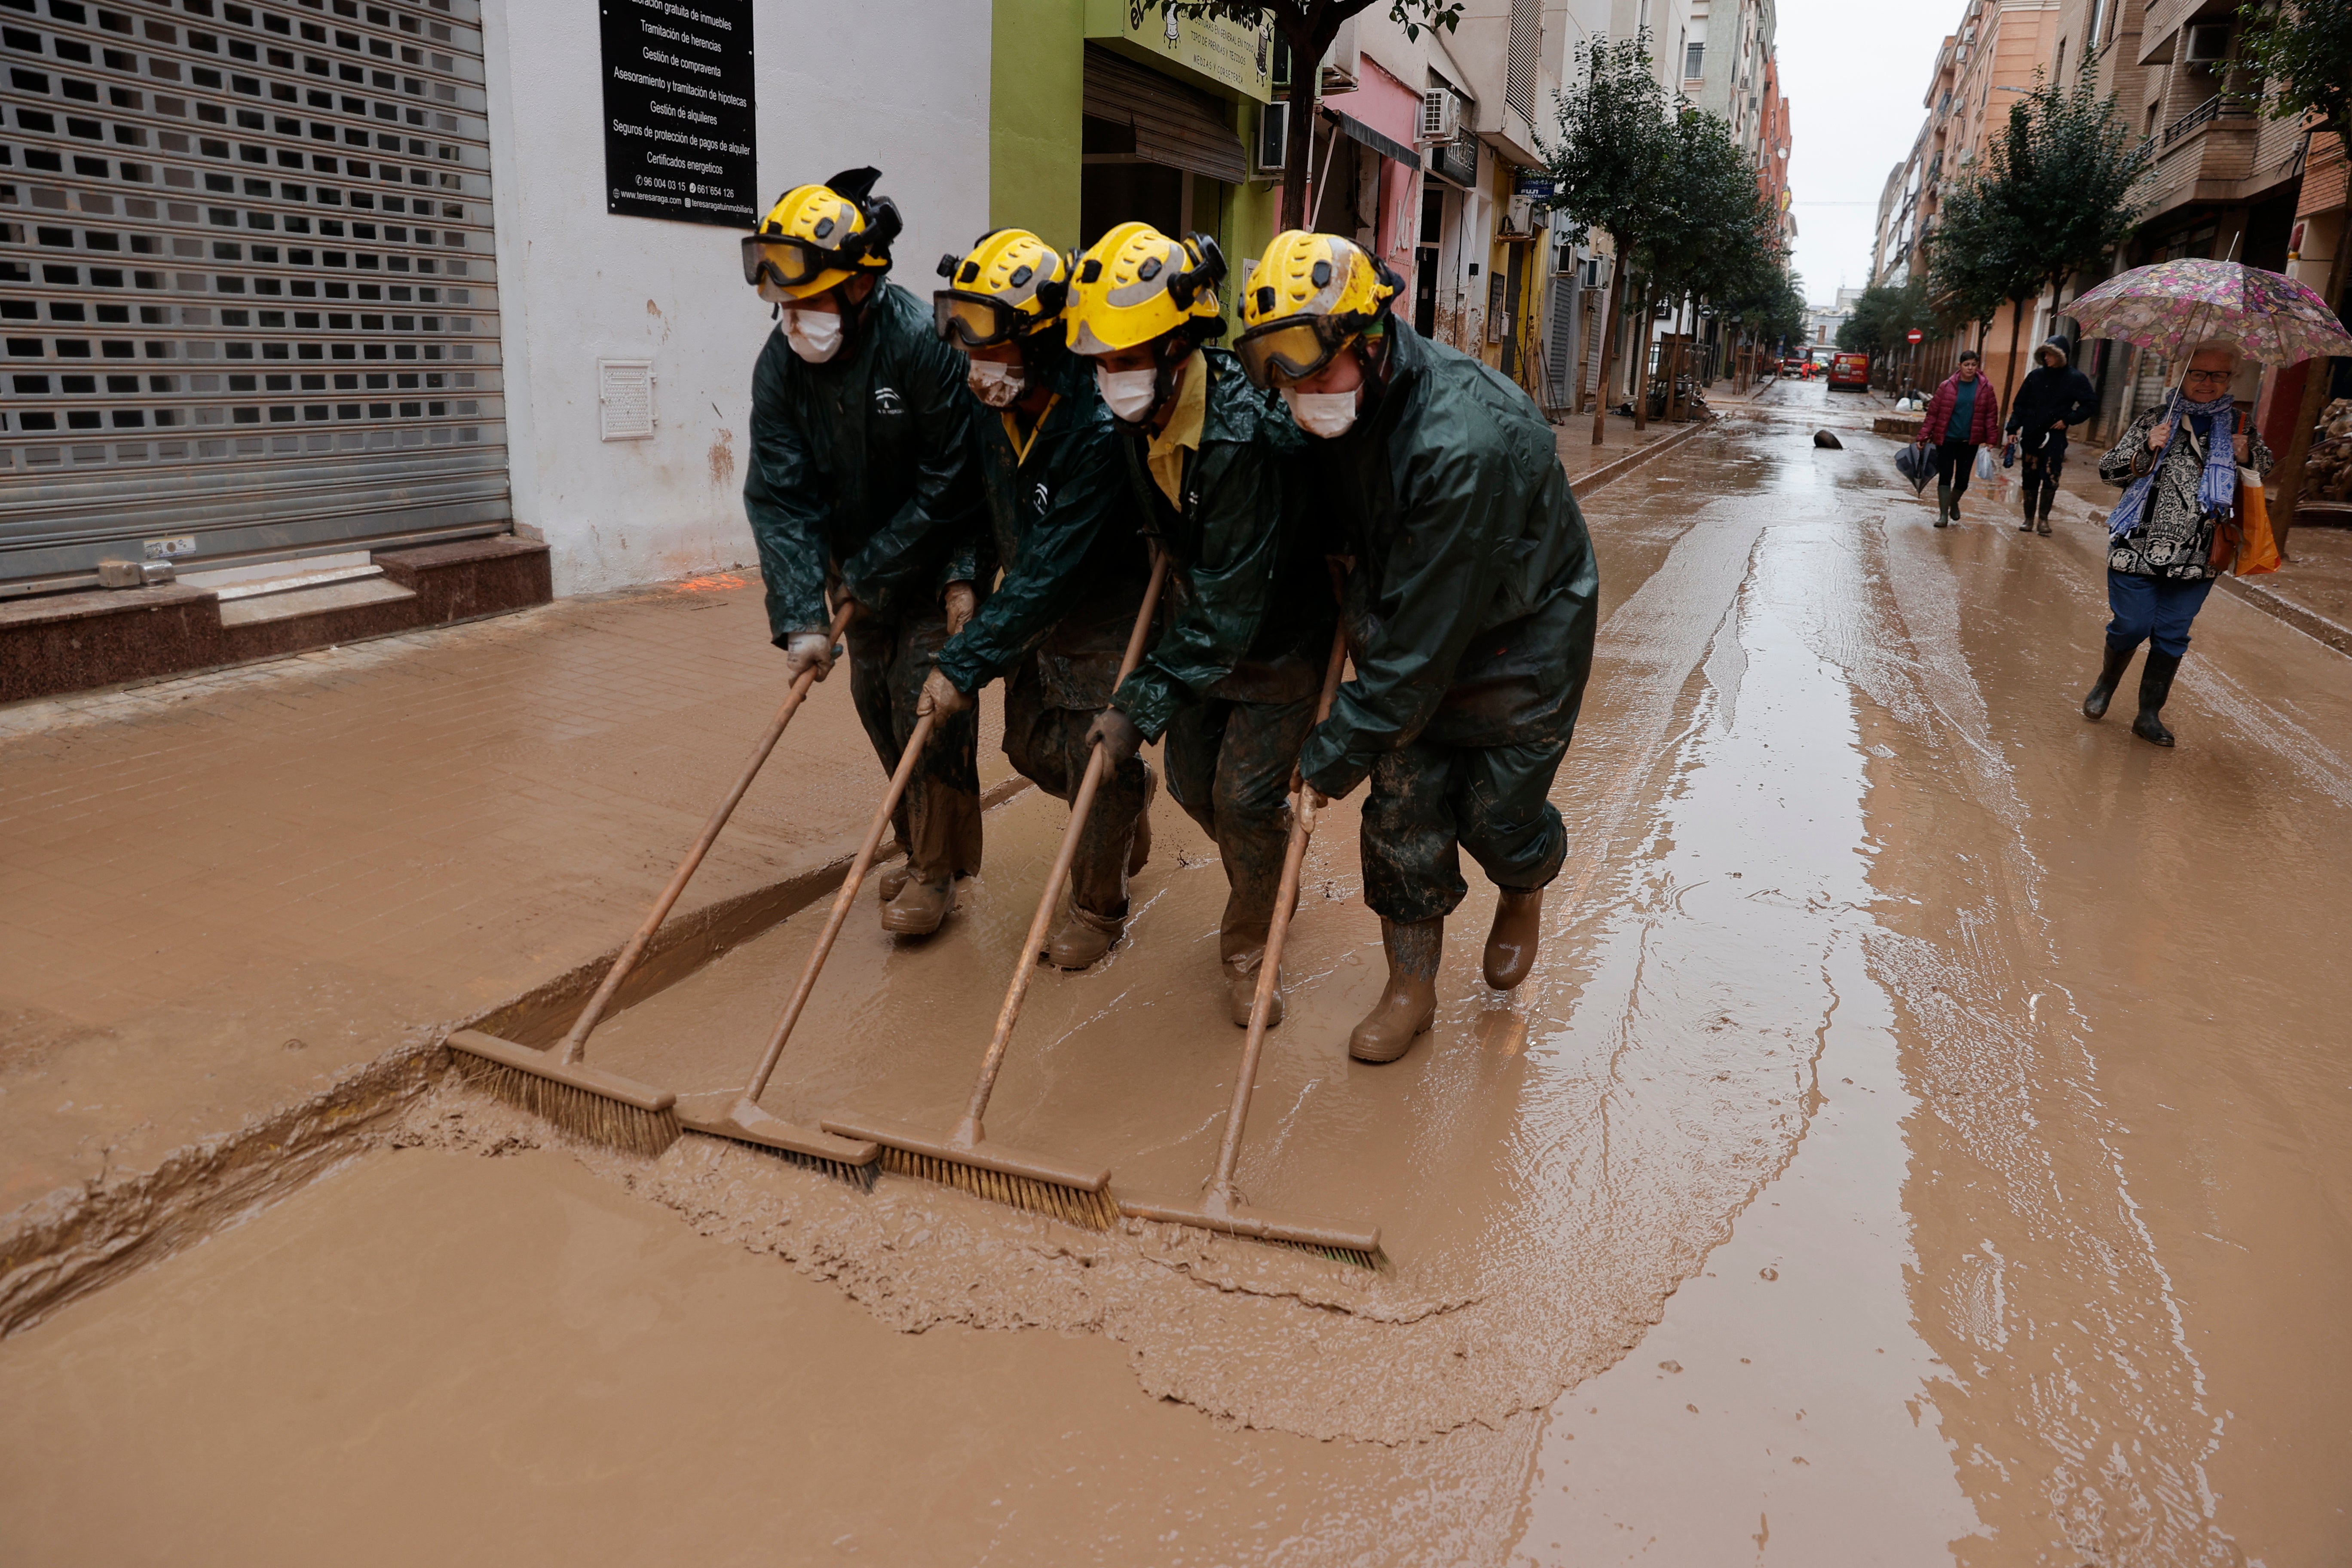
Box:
[0,574,1014,1309]
[1553,380,1758,488]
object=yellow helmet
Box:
[1064,222,1226,356]
[932,229,1070,348]
[1235,231,1399,388]
[740,167,902,302]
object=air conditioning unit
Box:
[2184,21,2231,65]
[1505,195,1533,233]
[1255,100,1288,174]
[1419,89,1461,143]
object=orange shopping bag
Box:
[2235,471,2281,576]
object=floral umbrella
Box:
[2068,258,2352,368]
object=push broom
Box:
[821,553,1170,1228]
[446,602,855,1158]
[672,694,965,1184]
[1118,625,1382,1268]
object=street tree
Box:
[1540,29,1681,444]
[1159,2,1463,232]
[2239,0,2352,541]
[1635,107,1775,420]
[1836,275,1932,385]
[1926,169,2032,368]
[1958,57,2153,403]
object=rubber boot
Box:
[875,862,910,904]
[2019,476,2039,530]
[1483,887,1544,992]
[1349,917,1441,1065]
[1045,902,1123,970]
[1224,946,1283,1029]
[2132,649,2182,747]
[1934,481,1951,527]
[2082,638,2134,720]
[2036,487,2055,536]
[881,780,963,937]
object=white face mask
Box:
[1283,388,1359,439]
[784,307,844,364]
[968,360,1026,408]
[1096,364,1161,424]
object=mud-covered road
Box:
[4,383,2348,1565]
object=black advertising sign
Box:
[600,0,757,227]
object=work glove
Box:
[1084,707,1144,764]
[782,632,836,683]
[943,581,977,637]
[917,667,971,718]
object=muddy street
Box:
[4,382,2349,1565]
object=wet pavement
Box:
[3,380,2349,1565]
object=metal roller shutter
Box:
[1081,44,1246,187]
[0,0,505,593]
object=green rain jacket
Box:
[1298,318,1599,799]
[1110,348,1332,741]
[931,346,1154,701]
[742,279,981,643]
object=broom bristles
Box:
[451,1053,681,1158]
[877,1145,1117,1230]
[703,1132,878,1191]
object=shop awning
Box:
[1324,107,1421,172]
[1082,45,1249,185]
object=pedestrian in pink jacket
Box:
[1917,350,2003,526]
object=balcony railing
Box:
[2162,92,2259,148]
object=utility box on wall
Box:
[596,358,654,441]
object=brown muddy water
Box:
[4,385,2350,1565]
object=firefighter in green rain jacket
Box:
[916,229,1159,971]
[1065,221,1336,1027]
[739,167,985,938]
[1235,232,1599,1065]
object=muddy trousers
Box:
[1360,735,1571,927]
[845,611,982,886]
[1163,692,1320,962]
[1000,656,1149,925]
[2019,433,2067,520]
[2105,570,2214,661]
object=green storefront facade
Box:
[989,0,1279,275]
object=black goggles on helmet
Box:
[1234,312,1369,389]
[740,235,846,291]
[933,290,1040,349]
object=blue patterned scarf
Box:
[2107,389,2238,539]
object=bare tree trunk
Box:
[1280,30,1316,232]
[1589,242,1632,447]
[1633,279,1657,431]
[2271,234,2352,559]
[2000,294,2027,410]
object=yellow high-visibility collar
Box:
[1145,353,1207,510]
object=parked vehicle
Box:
[1827,352,1870,390]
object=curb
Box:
[2214,570,2352,655]
[1568,413,1716,495]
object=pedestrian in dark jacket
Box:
[921,230,1158,971]
[1067,223,1337,1027]
[2005,336,2098,534]
[1918,349,2002,526]
[2082,342,2272,747]
[1236,233,1600,1065]
[741,170,986,938]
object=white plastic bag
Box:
[1974,445,1998,481]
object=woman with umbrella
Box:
[2084,342,2269,746]
[2069,257,2352,748]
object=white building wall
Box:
[479,0,990,597]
